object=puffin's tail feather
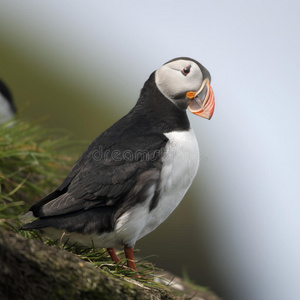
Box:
[20,219,48,230]
[20,206,116,235]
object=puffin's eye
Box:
[181,65,191,76]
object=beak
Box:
[187,78,215,120]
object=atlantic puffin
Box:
[0,79,17,124]
[21,57,215,270]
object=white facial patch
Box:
[155,60,203,102]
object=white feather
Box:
[138,128,199,239]
[0,93,14,124]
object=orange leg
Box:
[107,248,120,263]
[124,246,137,271]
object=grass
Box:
[0,119,72,219]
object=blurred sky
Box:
[1,1,300,299]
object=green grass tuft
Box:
[0,119,73,220]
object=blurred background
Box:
[1,1,299,299]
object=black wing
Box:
[30,133,168,218]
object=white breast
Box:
[138,128,200,239]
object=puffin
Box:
[0,79,17,124]
[21,57,215,270]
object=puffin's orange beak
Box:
[187,79,215,120]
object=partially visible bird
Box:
[0,79,17,124]
[21,57,215,270]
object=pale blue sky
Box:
[1,1,299,299]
